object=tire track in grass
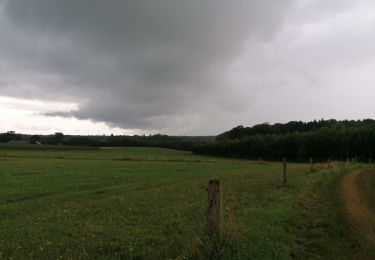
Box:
[339,169,375,258]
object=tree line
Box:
[194,119,375,162]
[0,131,214,151]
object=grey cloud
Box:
[4,0,374,135]
[0,0,293,133]
[42,111,74,118]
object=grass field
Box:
[0,146,368,259]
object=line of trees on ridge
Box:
[0,131,214,151]
[194,119,375,162]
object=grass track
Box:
[339,169,375,259]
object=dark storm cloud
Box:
[0,0,293,132]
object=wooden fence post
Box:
[207,180,221,240]
[310,157,313,172]
[283,158,287,185]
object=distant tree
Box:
[30,135,41,144]
[0,132,20,143]
[54,132,64,144]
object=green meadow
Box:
[0,146,361,259]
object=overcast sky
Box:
[1,0,375,135]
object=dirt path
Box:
[339,169,375,258]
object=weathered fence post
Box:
[283,158,287,185]
[207,180,221,240]
[310,157,313,172]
